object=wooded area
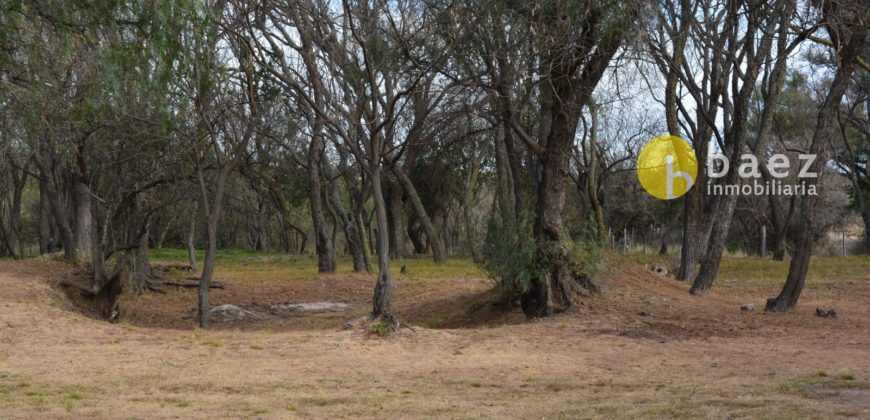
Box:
[1,1,870,416]
[1,0,869,325]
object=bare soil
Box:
[1,253,869,418]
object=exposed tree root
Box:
[58,267,124,322]
[521,266,599,318]
[341,312,415,335]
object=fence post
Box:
[843,225,847,257]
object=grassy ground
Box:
[150,248,486,282]
[1,251,869,418]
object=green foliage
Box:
[368,321,391,337]
[481,214,541,296]
[481,212,603,297]
[561,218,605,275]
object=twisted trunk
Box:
[390,165,446,264]
[308,132,336,273]
[371,164,393,316]
[328,168,368,272]
[767,21,866,311]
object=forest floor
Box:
[1,250,869,418]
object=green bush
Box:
[481,212,603,298]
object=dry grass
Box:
[1,252,869,418]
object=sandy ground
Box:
[1,254,869,418]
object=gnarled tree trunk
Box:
[308,131,336,273]
[767,16,867,311]
[390,165,446,264]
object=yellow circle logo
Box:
[637,135,698,200]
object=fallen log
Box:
[162,280,225,289]
[155,263,195,272]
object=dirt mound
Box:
[7,253,869,345]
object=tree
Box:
[494,1,645,316]
[767,0,869,312]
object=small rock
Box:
[815,308,837,319]
[270,301,350,314]
[650,264,668,276]
[209,304,254,322]
[740,303,755,311]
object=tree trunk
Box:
[198,211,219,329]
[676,188,703,280]
[370,165,393,316]
[659,227,668,255]
[769,196,795,261]
[188,202,198,271]
[407,216,427,254]
[499,94,526,220]
[270,185,308,255]
[4,164,27,259]
[308,133,336,273]
[522,89,584,317]
[197,166,231,330]
[328,170,368,272]
[690,194,737,294]
[156,211,179,249]
[38,179,51,254]
[767,21,866,311]
[690,8,782,294]
[862,209,870,255]
[390,165,446,264]
[385,177,407,259]
[127,224,153,294]
[36,161,76,260]
[464,158,482,262]
[88,203,108,290]
[585,101,607,243]
[73,180,94,263]
[517,2,637,317]
[493,123,517,226]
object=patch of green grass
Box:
[623,252,870,289]
[249,344,264,350]
[248,407,268,415]
[360,395,391,406]
[424,317,446,329]
[151,248,484,283]
[61,392,83,412]
[469,382,482,388]
[305,397,345,407]
[285,402,298,411]
[778,372,869,397]
[545,383,563,392]
[639,404,695,418]
[175,400,190,408]
[200,339,222,348]
[469,301,486,313]
[368,321,391,337]
[695,255,870,288]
